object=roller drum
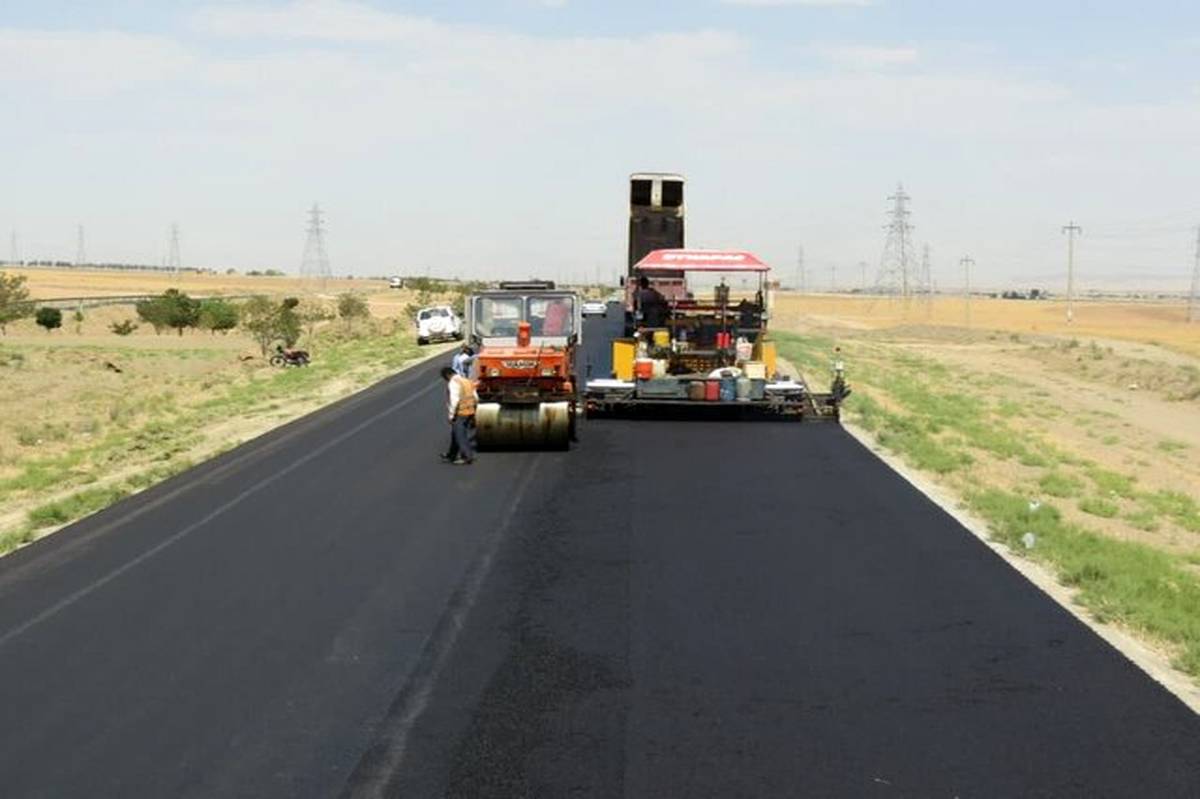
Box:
[476,402,571,450]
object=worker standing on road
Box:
[440,366,477,465]
[452,343,475,378]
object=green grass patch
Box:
[969,488,1200,676]
[1085,467,1138,499]
[1157,438,1189,453]
[1138,491,1200,533]
[1038,471,1083,498]
[1079,496,1120,518]
[27,485,131,529]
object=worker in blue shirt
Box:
[451,343,475,378]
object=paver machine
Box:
[466,281,582,449]
[584,172,847,420]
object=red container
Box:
[634,359,654,380]
[704,380,720,401]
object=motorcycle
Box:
[270,348,310,367]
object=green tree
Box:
[240,295,281,356]
[72,309,85,334]
[110,319,139,336]
[278,297,301,347]
[0,272,34,334]
[337,293,369,328]
[299,301,334,347]
[197,298,239,334]
[160,289,200,336]
[135,296,170,334]
[35,307,62,333]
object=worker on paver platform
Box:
[636,275,668,328]
[440,366,477,465]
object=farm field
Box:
[774,292,1200,677]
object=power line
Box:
[1189,225,1200,323]
[1062,221,1082,324]
[300,204,332,287]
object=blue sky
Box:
[2,1,1199,289]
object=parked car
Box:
[416,305,463,344]
[582,300,608,317]
[388,276,403,289]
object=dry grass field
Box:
[0,268,463,555]
[774,291,1200,676]
[772,293,1200,357]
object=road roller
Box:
[466,282,581,449]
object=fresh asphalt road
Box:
[1,308,1198,797]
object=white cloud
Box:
[721,0,875,7]
[0,28,192,93]
[815,44,918,70]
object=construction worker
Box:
[452,343,475,378]
[635,275,668,327]
[440,366,477,465]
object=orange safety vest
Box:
[453,375,477,417]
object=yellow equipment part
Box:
[476,402,571,450]
[612,338,636,381]
[756,339,777,379]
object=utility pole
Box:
[796,244,806,293]
[8,229,18,266]
[168,223,182,278]
[960,255,975,327]
[1189,225,1200,323]
[859,261,868,292]
[75,224,86,267]
[830,262,837,293]
[1062,221,1082,324]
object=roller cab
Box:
[466,283,581,449]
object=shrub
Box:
[110,319,139,336]
[35,306,62,332]
[0,271,34,334]
[197,298,239,334]
[337,293,370,326]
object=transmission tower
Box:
[300,204,332,286]
[75,224,86,267]
[876,184,915,298]
[796,244,806,293]
[1189,225,1200,323]
[168,223,182,277]
[859,261,868,292]
[1062,221,1082,324]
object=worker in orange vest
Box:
[440,366,477,465]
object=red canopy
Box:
[635,249,770,272]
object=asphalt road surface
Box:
[1,305,1198,797]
